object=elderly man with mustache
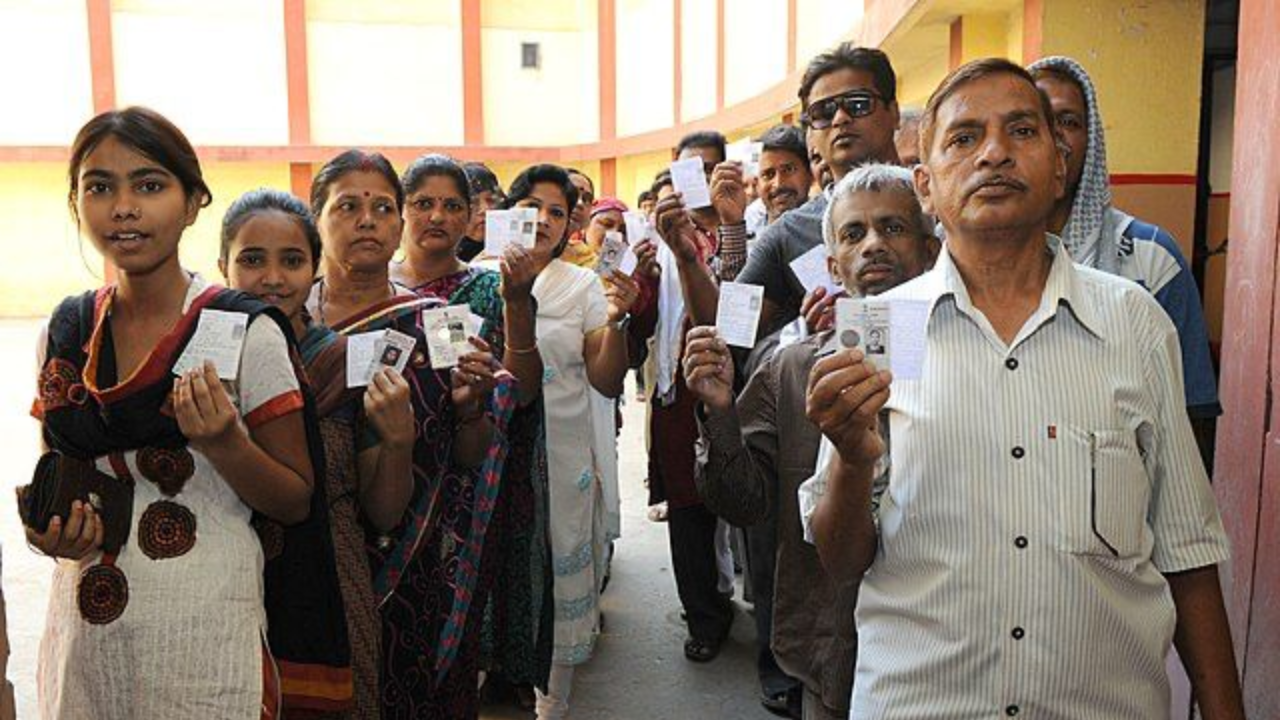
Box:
[805,58,1243,719]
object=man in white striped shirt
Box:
[806,58,1244,719]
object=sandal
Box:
[760,689,790,716]
[683,636,722,663]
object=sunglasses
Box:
[801,90,883,129]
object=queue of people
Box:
[14,35,1243,720]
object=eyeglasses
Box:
[801,90,883,129]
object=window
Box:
[521,42,540,70]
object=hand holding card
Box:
[423,305,477,369]
[173,309,250,380]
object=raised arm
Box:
[807,349,890,585]
[684,325,776,525]
[654,193,721,327]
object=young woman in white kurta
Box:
[503,165,638,720]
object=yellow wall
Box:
[307,0,458,25]
[482,0,590,32]
[0,0,92,145]
[0,164,100,317]
[796,0,866,67]
[0,161,292,317]
[617,149,674,210]
[959,13,1009,64]
[181,162,293,283]
[616,0,675,136]
[1039,0,1204,176]
[679,0,717,121]
[724,0,788,107]
[112,0,289,145]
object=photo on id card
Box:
[836,298,891,370]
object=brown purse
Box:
[17,451,134,554]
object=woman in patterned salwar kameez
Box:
[499,165,639,720]
[27,108,317,720]
[388,155,553,708]
[304,150,516,720]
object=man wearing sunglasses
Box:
[675,44,903,341]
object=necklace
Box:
[317,277,397,326]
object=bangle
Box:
[507,344,539,355]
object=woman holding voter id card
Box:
[503,164,639,719]
[390,153,555,704]
[25,108,322,719]
[307,149,514,718]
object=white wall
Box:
[308,20,464,146]
[680,0,718,121]
[112,0,289,145]
[483,28,599,146]
[616,0,675,136]
[724,0,789,106]
[0,0,93,144]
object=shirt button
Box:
[1005,357,1019,370]
[1011,446,1025,459]
[1006,705,1020,717]
[1012,627,1025,640]
[1014,536,1028,549]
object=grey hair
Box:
[822,163,930,256]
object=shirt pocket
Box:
[1057,425,1150,560]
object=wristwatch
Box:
[609,314,631,332]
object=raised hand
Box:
[633,237,661,281]
[682,326,735,414]
[500,244,539,301]
[451,336,498,418]
[805,349,891,465]
[363,367,415,449]
[801,286,840,334]
[604,270,641,323]
[653,193,702,264]
[175,362,244,454]
[710,161,748,226]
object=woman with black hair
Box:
[389,154,549,709]
[220,188,416,719]
[502,164,638,719]
[305,150,511,718]
[27,107,316,719]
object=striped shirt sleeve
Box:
[1138,296,1230,573]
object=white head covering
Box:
[1027,55,1121,274]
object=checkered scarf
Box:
[1028,56,1121,274]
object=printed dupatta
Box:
[331,293,518,683]
[36,283,354,714]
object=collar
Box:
[909,233,1107,341]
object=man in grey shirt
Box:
[658,44,904,336]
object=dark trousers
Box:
[668,503,734,642]
[746,519,802,698]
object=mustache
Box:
[966,174,1028,196]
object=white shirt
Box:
[800,237,1229,719]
